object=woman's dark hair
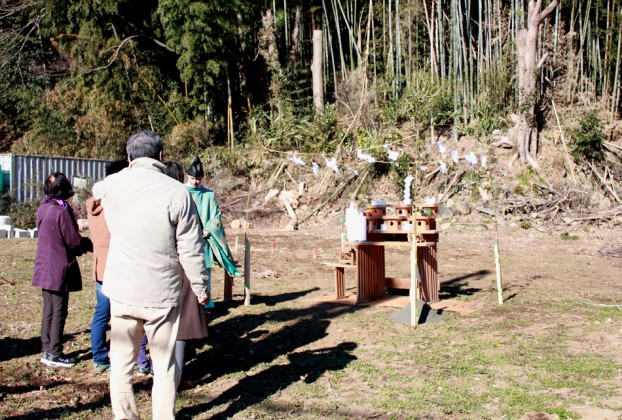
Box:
[44,172,74,200]
[163,161,185,183]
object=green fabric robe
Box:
[187,186,240,278]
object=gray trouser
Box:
[41,289,69,356]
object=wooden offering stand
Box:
[364,203,439,302]
[327,203,440,304]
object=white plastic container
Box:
[0,224,13,238]
[13,228,30,238]
[345,203,367,242]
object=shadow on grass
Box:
[181,301,359,417]
[502,276,533,302]
[0,337,41,362]
[439,269,491,298]
[2,382,109,420]
[0,379,69,400]
[181,342,357,419]
[3,400,109,420]
[4,290,358,419]
[209,287,321,318]
[0,329,91,363]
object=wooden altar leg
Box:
[224,271,233,302]
[334,267,345,299]
[355,245,386,304]
[417,245,439,302]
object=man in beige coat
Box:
[93,131,209,420]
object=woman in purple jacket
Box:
[32,173,92,368]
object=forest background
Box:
[1,0,621,229]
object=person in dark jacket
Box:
[32,172,92,368]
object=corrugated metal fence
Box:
[0,154,111,203]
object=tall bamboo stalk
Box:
[395,0,401,98]
[407,3,411,84]
[388,0,394,98]
[326,0,347,79]
[612,4,622,117]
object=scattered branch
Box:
[587,162,622,205]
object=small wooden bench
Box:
[322,263,355,299]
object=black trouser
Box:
[41,289,69,356]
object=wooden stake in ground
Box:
[410,232,419,327]
[244,233,251,306]
[410,169,419,327]
[494,244,503,305]
[224,271,233,302]
[490,173,503,304]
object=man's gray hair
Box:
[126,130,163,161]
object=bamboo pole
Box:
[490,173,503,305]
[407,3,411,84]
[326,0,347,79]
[551,100,577,185]
[388,0,394,98]
[410,231,419,326]
[284,0,288,57]
[494,244,503,305]
[410,167,419,326]
[244,233,251,306]
[243,185,252,306]
[611,4,622,118]
[395,0,401,98]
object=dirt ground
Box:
[0,220,621,419]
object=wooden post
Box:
[410,233,419,327]
[311,29,324,114]
[244,234,251,306]
[490,172,503,305]
[335,267,345,299]
[410,168,419,326]
[224,271,233,302]
[227,75,234,150]
[494,244,503,305]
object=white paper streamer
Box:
[403,175,415,204]
[465,152,478,166]
[347,166,360,176]
[312,161,320,177]
[451,150,459,164]
[435,141,447,154]
[287,153,305,166]
[356,149,376,164]
[439,161,448,174]
[480,154,488,168]
[322,153,341,175]
[383,144,400,161]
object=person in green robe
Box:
[186,156,240,308]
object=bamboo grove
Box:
[0,0,620,159]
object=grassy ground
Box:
[0,224,621,419]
